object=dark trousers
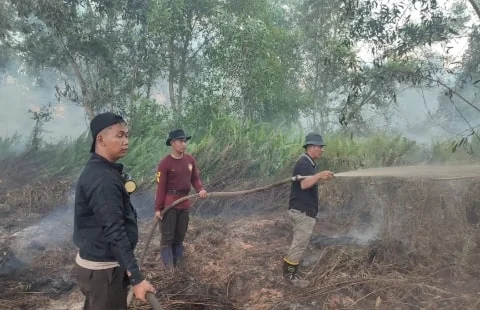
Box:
[160,208,189,247]
[72,264,129,310]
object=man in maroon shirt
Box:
[154,129,207,270]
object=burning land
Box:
[5,0,480,308]
[0,156,480,310]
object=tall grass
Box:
[187,117,303,185]
[3,111,478,186]
[45,133,91,177]
[122,117,479,186]
[430,137,480,163]
[322,134,426,172]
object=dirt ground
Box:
[1,161,480,309]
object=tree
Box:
[27,104,53,152]
[5,0,162,120]
[147,0,219,118]
[0,0,14,72]
[199,0,304,123]
[293,0,358,131]
[468,0,480,19]
[2,0,474,134]
[325,0,468,130]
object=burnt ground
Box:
[1,157,480,310]
[0,156,75,309]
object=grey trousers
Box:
[284,209,316,265]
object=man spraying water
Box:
[283,132,334,287]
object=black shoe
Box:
[283,259,310,288]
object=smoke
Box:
[384,88,449,144]
[357,89,422,143]
[344,225,381,245]
[10,188,155,260]
[130,190,157,218]
[360,85,480,145]
[11,189,76,261]
[0,66,87,150]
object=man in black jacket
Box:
[72,112,155,310]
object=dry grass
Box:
[0,178,70,216]
[131,175,480,309]
[0,156,75,310]
[1,154,480,310]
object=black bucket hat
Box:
[303,132,326,148]
[90,112,126,153]
[166,129,191,146]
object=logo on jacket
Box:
[155,171,161,183]
[188,164,193,172]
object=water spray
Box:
[129,164,480,307]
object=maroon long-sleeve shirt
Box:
[154,153,205,211]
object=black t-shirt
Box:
[289,153,318,218]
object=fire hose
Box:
[127,175,308,309]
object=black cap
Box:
[166,129,191,146]
[303,132,326,148]
[90,112,126,153]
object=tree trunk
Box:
[84,102,95,121]
[313,58,320,129]
[177,23,192,112]
[168,33,177,114]
[468,0,480,19]
[58,36,96,120]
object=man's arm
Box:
[154,162,168,212]
[190,157,205,193]
[293,160,333,190]
[300,171,333,189]
[90,178,144,285]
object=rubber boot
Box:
[283,259,310,288]
[160,247,174,271]
[172,243,185,267]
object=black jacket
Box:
[73,153,143,285]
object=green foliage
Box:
[44,133,91,177]
[147,0,220,116]
[127,98,171,138]
[186,117,303,184]
[3,0,475,131]
[6,0,160,119]
[350,0,464,56]
[201,0,304,123]
[1,0,479,184]
[321,134,425,171]
[431,136,480,163]
[18,113,478,187]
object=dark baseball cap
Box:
[90,112,126,153]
